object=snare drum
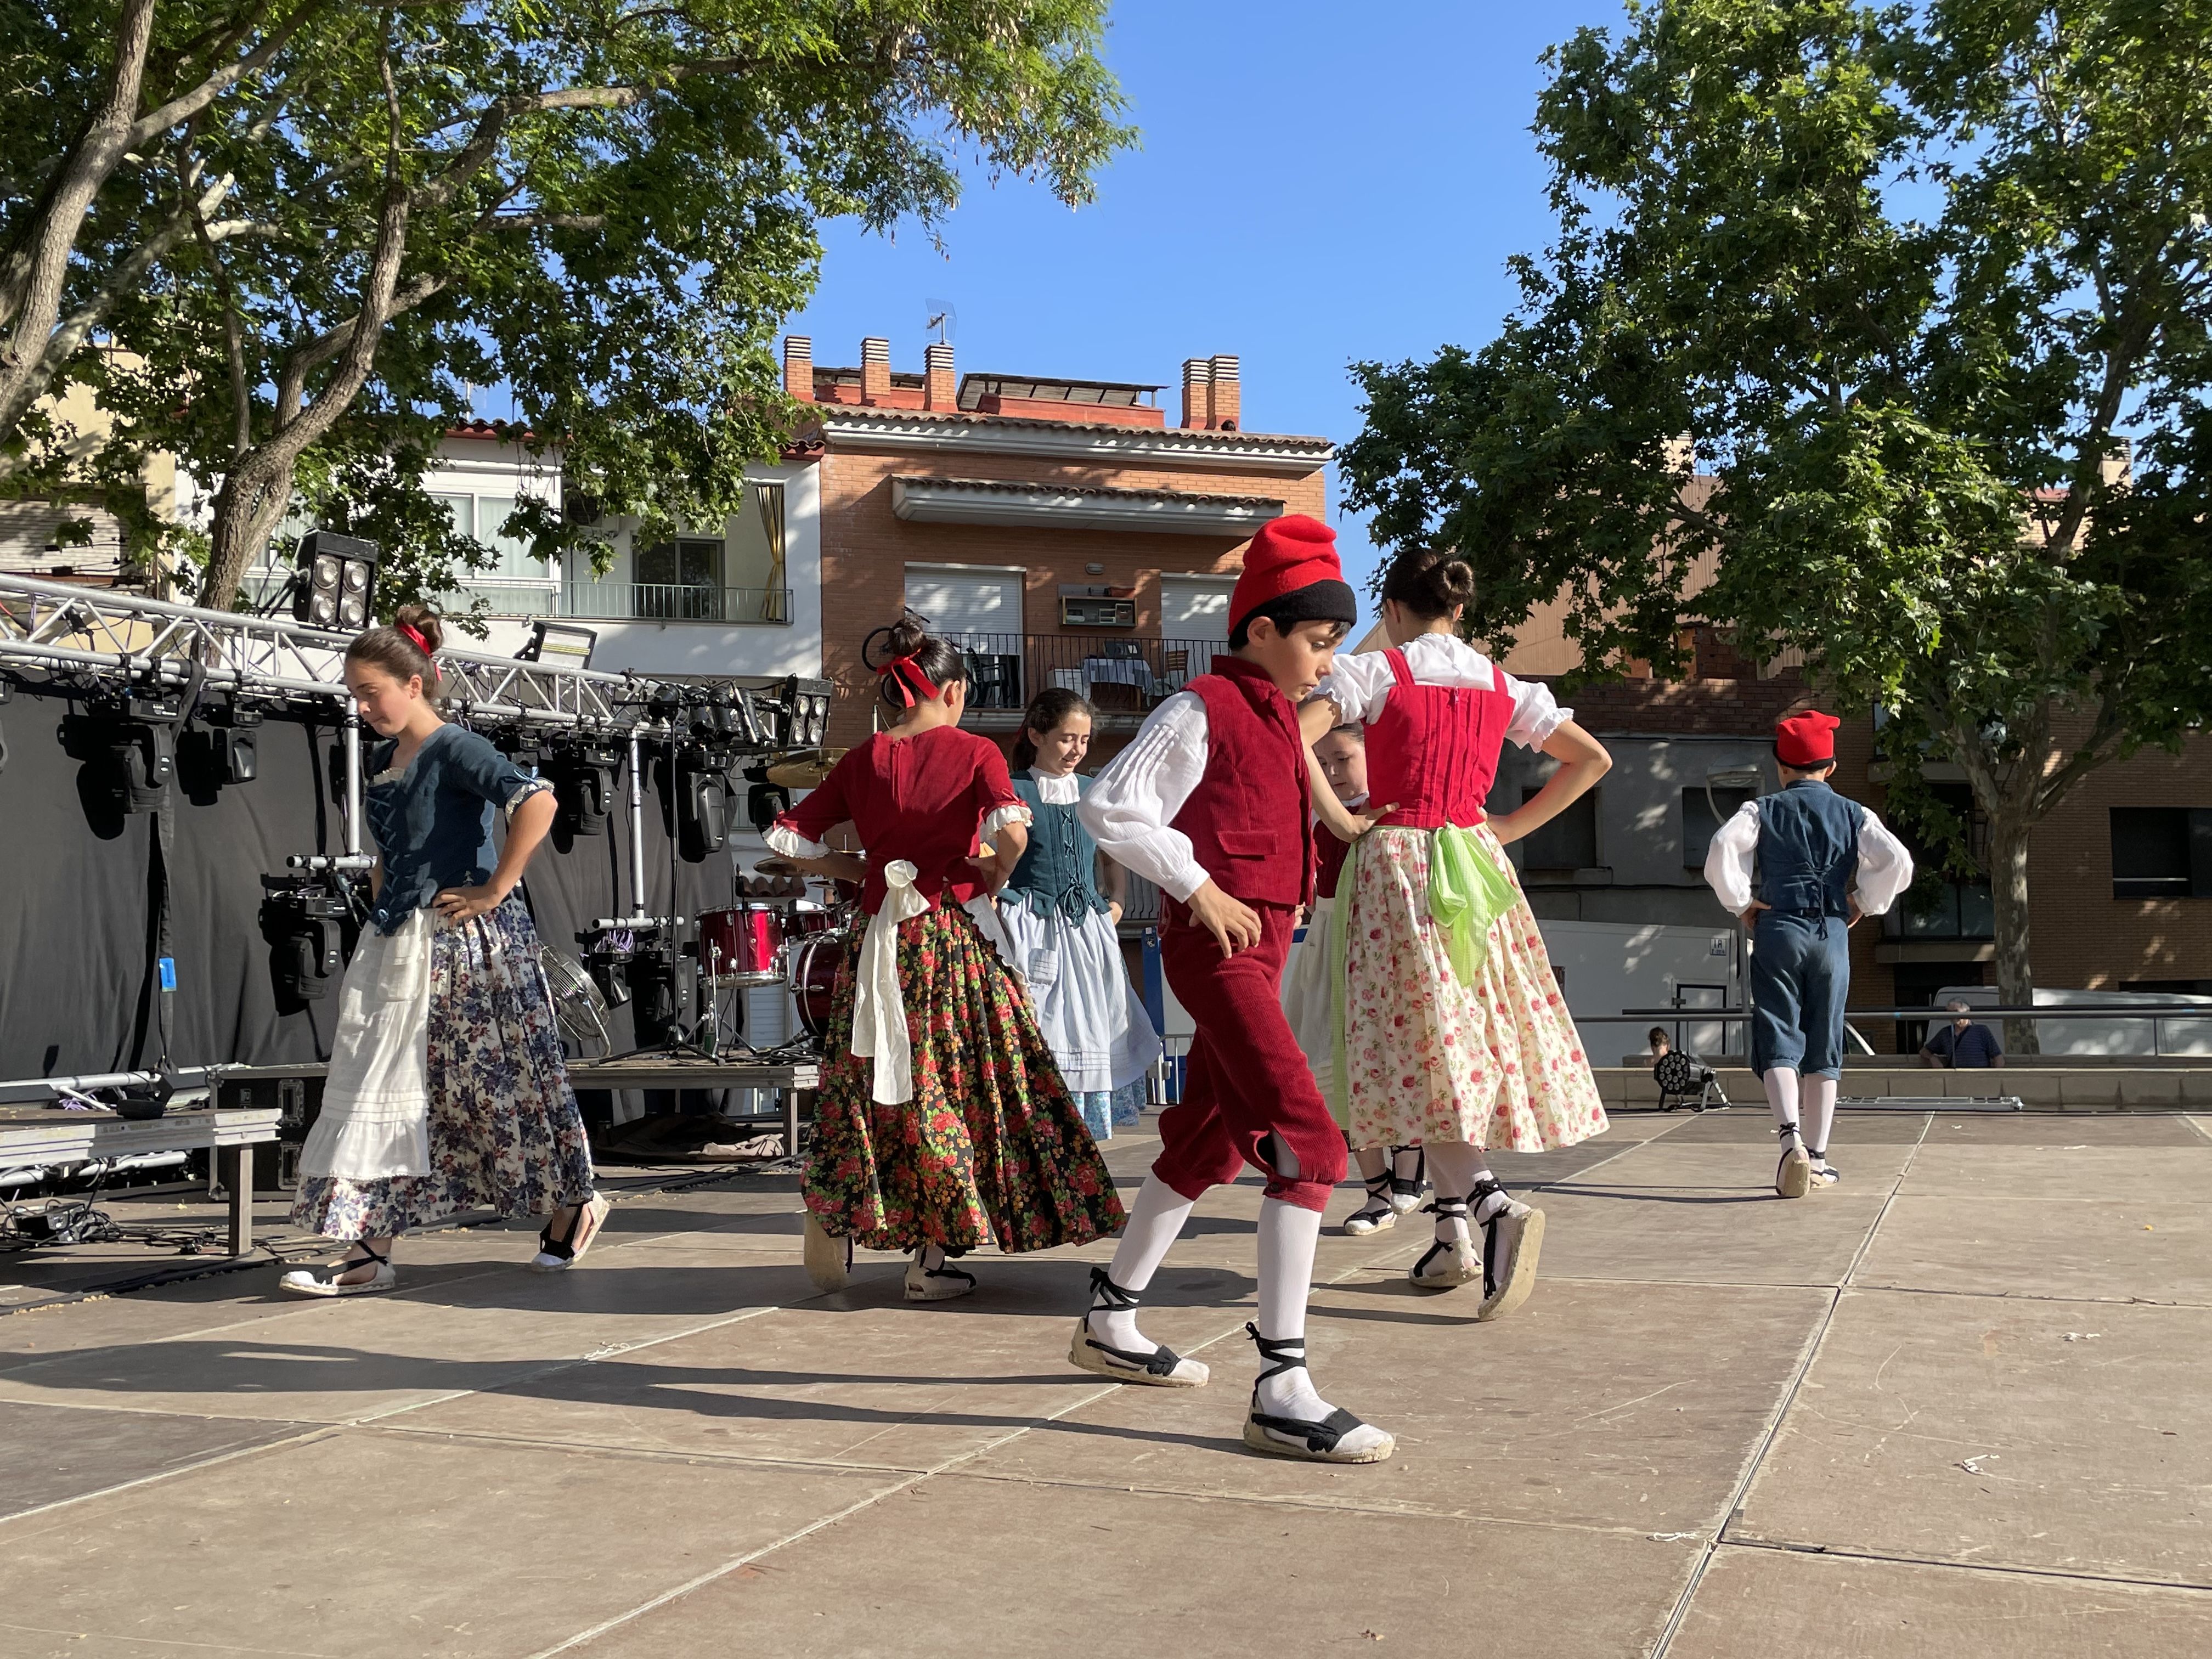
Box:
[788,929,853,1041]
[696,904,785,986]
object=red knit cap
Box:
[1775,709,1841,768]
[1228,514,1357,636]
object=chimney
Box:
[1207,355,1240,432]
[924,341,956,411]
[860,336,891,405]
[783,336,814,402]
[1180,358,1212,429]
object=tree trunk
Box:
[0,0,155,446]
[203,459,295,610]
[1987,807,2039,1056]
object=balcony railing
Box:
[560,583,791,624]
[938,632,1228,714]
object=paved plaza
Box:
[1,1105,2208,1657]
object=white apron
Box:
[298,909,436,1180]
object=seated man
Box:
[1921,1000,2005,1069]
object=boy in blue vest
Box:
[1703,711,1914,1196]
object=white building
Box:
[183,422,822,686]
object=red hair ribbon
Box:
[398,622,433,656]
[877,654,939,709]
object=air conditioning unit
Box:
[1059,584,1136,628]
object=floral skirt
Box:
[808,903,1125,1254]
[291,900,597,1240]
[1342,825,1608,1153]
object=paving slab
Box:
[960,1274,1826,1534]
[1918,1113,2209,1146]
[1670,1545,2212,1658]
[1522,1184,1888,1287]
[1855,1194,2212,1305]
[578,1474,1703,1659]
[1649,1110,1933,1146]
[0,1397,317,1521]
[0,1429,901,1659]
[393,1284,1150,1474]
[1569,1138,1920,1190]
[0,1274,816,1424]
[1733,1289,2212,1584]
[1897,1144,2212,1204]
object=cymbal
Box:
[753,857,803,877]
[766,749,845,789]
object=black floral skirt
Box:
[806,903,1126,1254]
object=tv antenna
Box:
[924,300,957,346]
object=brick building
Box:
[780,335,1331,752]
[1453,616,2212,1052]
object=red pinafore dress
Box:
[1336,650,1608,1152]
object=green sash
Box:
[1325,824,1517,1130]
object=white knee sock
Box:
[1764,1066,1803,1143]
[1253,1198,1336,1424]
[1802,1076,1837,1164]
[1089,1175,1195,1350]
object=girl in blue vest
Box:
[997,687,1163,1139]
[1703,711,1914,1195]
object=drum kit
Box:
[692,857,856,1048]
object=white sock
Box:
[1390,1144,1425,1189]
[1252,1198,1334,1423]
[1423,1140,1506,1230]
[1803,1076,1837,1165]
[1089,1176,1195,1351]
[916,1242,946,1273]
[1764,1067,1803,1145]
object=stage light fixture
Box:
[782,676,832,748]
[516,619,599,669]
[290,531,380,631]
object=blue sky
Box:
[783,1,1635,631]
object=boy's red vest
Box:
[1173,658,1314,909]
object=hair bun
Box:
[881,607,931,661]
[392,603,444,654]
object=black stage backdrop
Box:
[0,678,736,1081]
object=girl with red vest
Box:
[1076,516,1395,1464]
[766,612,1124,1303]
[1301,549,1611,1319]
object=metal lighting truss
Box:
[0,572,655,729]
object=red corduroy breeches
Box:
[1152,901,1347,1214]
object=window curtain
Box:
[754,482,786,622]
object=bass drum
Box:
[788,928,854,1043]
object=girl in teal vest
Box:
[999,689,1163,1138]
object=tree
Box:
[8,2,1130,610]
[1340,0,2212,1043]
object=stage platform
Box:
[2,1109,2209,1657]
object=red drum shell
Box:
[697,904,785,985]
[789,929,852,1041]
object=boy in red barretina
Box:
[1072,515,1395,1464]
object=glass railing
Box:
[1884,879,1996,940]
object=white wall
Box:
[565,460,822,682]
[1536,918,1745,1065]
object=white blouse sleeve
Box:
[1308,650,1398,727]
[978,803,1034,840]
[763,821,828,859]
[1854,810,1916,917]
[1501,671,1573,749]
[1703,799,1762,914]
[1076,692,1211,902]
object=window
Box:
[1521,786,1598,871]
[2111,808,2212,899]
[1681,786,1756,868]
[636,538,724,618]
